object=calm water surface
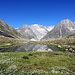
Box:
[0,43,60,52]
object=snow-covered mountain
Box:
[17,24,54,41]
[42,19,75,40]
[30,24,54,40]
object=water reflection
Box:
[0,44,60,52]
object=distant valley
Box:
[17,24,54,41]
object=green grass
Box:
[0,51,75,75]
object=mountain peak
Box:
[60,19,71,23]
[31,24,43,27]
[59,19,75,31]
[59,19,74,26]
[64,18,70,21]
[42,19,75,40]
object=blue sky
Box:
[0,0,75,28]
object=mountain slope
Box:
[17,24,54,40]
[42,19,75,40]
[17,25,37,40]
[30,24,54,40]
[0,19,22,38]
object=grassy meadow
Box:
[0,52,75,75]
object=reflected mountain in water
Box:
[0,44,60,52]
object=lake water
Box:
[0,43,60,52]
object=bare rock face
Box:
[42,19,75,40]
[0,19,22,38]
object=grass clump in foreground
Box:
[0,51,75,75]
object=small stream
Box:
[0,43,60,52]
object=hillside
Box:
[0,19,22,39]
